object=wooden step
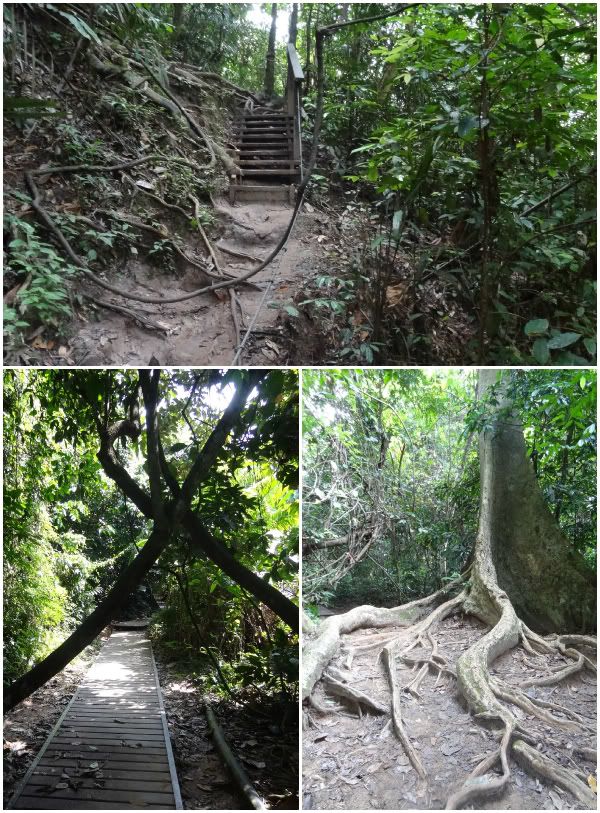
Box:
[238,141,291,154]
[237,127,290,134]
[239,168,299,176]
[240,133,290,140]
[239,159,299,166]
[243,114,292,120]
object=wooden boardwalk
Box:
[10,631,182,809]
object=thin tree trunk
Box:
[554,424,574,523]
[304,4,313,90]
[264,3,277,97]
[289,3,298,47]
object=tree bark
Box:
[5,372,299,710]
[289,3,298,47]
[304,4,313,90]
[264,3,277,97]
[465,370,595,633]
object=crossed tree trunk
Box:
[5,369,298,712]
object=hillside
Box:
[3,3,597,365]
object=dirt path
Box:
[59,197,326,367]
[303,615,596,810]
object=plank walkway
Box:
[10,631,182,809]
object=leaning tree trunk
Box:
[4,523,173,712]
[466,369,595,634]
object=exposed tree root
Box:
[381,644,427,779]
[322,671,388,715]
[304,580,596,809]
[512,739,596,807]
[303,575,468,700]
[84,295,168,333]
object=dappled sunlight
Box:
[87,659,135,683]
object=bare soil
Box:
[8,196,329,367]
[157,659,299,809]
[303,614,596,810]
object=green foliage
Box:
[303,3,596,363]
[57,122,105,163]
[303,369,478,606]
[304,369,596,608]
[4,216,78,336]
[4,368,299,701]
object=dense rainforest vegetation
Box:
[4,367,299,806]
[303,369,596,810]
[3,3,596,366]
[303,367,596,608]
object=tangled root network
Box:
[303,575,597,810]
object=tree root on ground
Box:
[322,671,388,716]
[84,295,168,333]
[304,581,596,809]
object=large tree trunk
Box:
[264,3,277,97]
[302,369,596,809]
[4,524,173,712]
[467,370,595,634]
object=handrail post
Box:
[286,43,304,182]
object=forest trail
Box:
[303,615,597,811]
[10,630,182,810]
[61,197,323,367]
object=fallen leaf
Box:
[57,345,71,358]
[136,179,155,190]
[588,775,597,793]
[386,282,409,308]
[549,789,563,808]
[54,782,69,790]
[243,758,266,769]
[31,337,56,351]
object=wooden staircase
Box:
[229,44,304,204]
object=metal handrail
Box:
[285,43,304,181]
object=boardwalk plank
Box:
[9,630,182,810]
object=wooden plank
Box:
[287,42,305,81]
[15,796,167,809]
[15,787,175,804]
[241,169,299,176]
[60,723,162,733]
[9,630,181,810]
[27,774,175,793]
[38,750,170,766]
[34,765,171,781]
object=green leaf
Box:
[532,338,550,365]
[284,305,300,317]
[169,442,188,453]
[547,332,581,350]
[392,210,404,233]
[524,318,549,336]
[583,338,596,357]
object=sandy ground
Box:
[303,614,596,810]
[17,196,328,367]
